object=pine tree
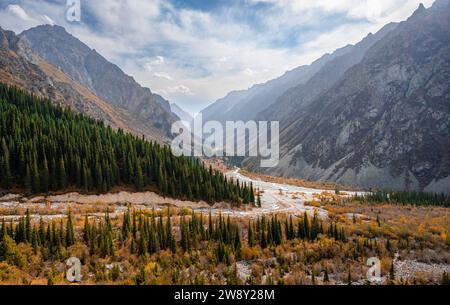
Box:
[31,227,39,253]
[83,215,90,243]
[25,209,31,243]
[134,161,144,191]
[138,236,147,257]
[39,218,45,246]
[24,164,32,194]
[66,212,75,247]
[41,156,49,193]
[58,157,67,189]
[31,159,40,193]
[323,267,329,283]
[166,209,176,253]
[0,139,12,189]
[260,225,267,249]
[180,216,189,252]
[248,221,254,247]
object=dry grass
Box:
[239,169,360,191]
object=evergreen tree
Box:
[0,83,256,205]
[66,212,75,246]
[323,267,329,282]
[41,156,49,193]
[0,139,11,189]
[248,221,254,247]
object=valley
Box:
[0,168,342,220]
[0,165,448,285]
[0,0,449,289]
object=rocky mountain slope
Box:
[20,25,178,138]
[258,22,398,129]
[171,103,193,125]
[200,48,346,124]
[200,22,397,126]
[0,27,169,142]
[246,1,450,193]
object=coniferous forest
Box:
[2,204,447,285]
[353,191,449,207]
[0,83,255,204]
[0,208,351,285]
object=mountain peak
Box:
[28,24,67,33]
[409,3,426,19]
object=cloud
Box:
[0,0,437,113]
[168,85,194,95]
[143,56,166,71]
[153,72,173,80]
[7,4,32,21]
[0,2,65,33]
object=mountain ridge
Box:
[0,26,169,142]
[245,1,450,193]
[171,103,193,124]
[199,45,352,124]
[257,22,399,128]
[20,24,178,138]
[199,22,398,126]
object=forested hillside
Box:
[0,83,254,204]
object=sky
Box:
[0,0,435,115]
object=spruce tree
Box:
[66,212,75,247]
[323,267,329,282]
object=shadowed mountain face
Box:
[20,25,178,138]
[245,1,450,193]
[0,27,171,142]
[198,1,449,193]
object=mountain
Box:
[19,25,178,138]
[199,23,397,125]
[258,22,398,129]
[0,26,161,139]
[171,103,193,125]
[0,26,177,142]
[246,0,450,193]
[199,49,347,124]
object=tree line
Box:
[0,83,254,205]
[248,212,347,249]
[353,191,449,207]
[0,210,75,263]
[1,210,349,267]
